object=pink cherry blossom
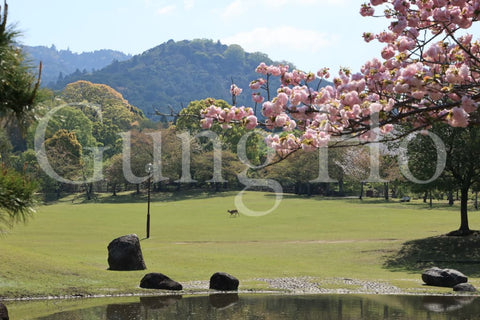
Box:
[360,4,375,16]
[199,0,480,154]
[201,117,213,129]
[381,45,396,59]
[244,115,258,130]
[230,84,242,96]
[252,92,264,104]
[448,107,469,127]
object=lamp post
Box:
[145,162,153,239]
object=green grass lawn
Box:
[1,191,479,299]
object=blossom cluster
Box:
[200,0,480,154]
[200,104,257,130]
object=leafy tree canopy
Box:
[60,80,145,130]
[52,39,304,119]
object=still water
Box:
[8,293,480,320]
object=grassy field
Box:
[1,191,480,300]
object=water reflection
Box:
[422,295,476,312]
[208,293,239,309]
[21,294,480,320]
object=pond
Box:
[6,293,480,320]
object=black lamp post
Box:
[145,163,153,239]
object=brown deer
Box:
[227,209,239,217]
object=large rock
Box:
[209,272,239,291]
[0,302,8,320]
[107,234,146,271]
[140,273,183,290]
[422,267,468,287]
[453,283,477,292]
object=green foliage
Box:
[405,123,480,230]
[60,80,144,130]
[0,166,36,231]
[177,98,262,162]
[14,149,58,197]
[0,1,39,228]
[44,129,84,180]
[44,105,97,148]
[191,150,245,187]
[0,3,40,125]
[53,39,286,118]
[92,119,122,158]
[23,45,131,86]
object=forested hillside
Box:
[53,39,298,119]
[23,45,131,86]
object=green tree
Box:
[406,123,480,234]
[60,80,144,130]
[191,150,245,191]
[92,119,122,159]
[44,129,83,181]
[0,1,39,230]
[0,1,40,126]
[176,98,262,163]
[104,153,126,196]
[41,106,97,148]
[0,166,36,230]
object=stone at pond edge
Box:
[0,302,9,320]
[140,273,183,290]
[421,267,468,287]
[453,283,477,292]
[107,234,146,271]
[209,272,239,291]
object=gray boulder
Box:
[0,302,8,320]
[107,234,146,271]
[422,267,467,287]
[453,283,477,292]
[209,272,239,291]
[140,273,182,290]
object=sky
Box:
[10,0,389,75]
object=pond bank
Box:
[2,277,476,302]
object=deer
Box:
[227,209,239,217]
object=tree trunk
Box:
[87,183,93,200]
[459,187,470,232]
[359,182,364,200]
[338,178,344,196]
[384,182,389,201]
[448,191,454,206]
[475,191,478,210]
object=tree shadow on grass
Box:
[384,231,480,277]
[68,189,238,205]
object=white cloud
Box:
[260,0,289,7]
[221,26,337,54]
[323,0,347,5]
[184,0,195,10]
[259,0,322,6]
[221,0,249,20]
[157,4,176,15]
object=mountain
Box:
[23,45,131,86]
[51,39,301,119]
